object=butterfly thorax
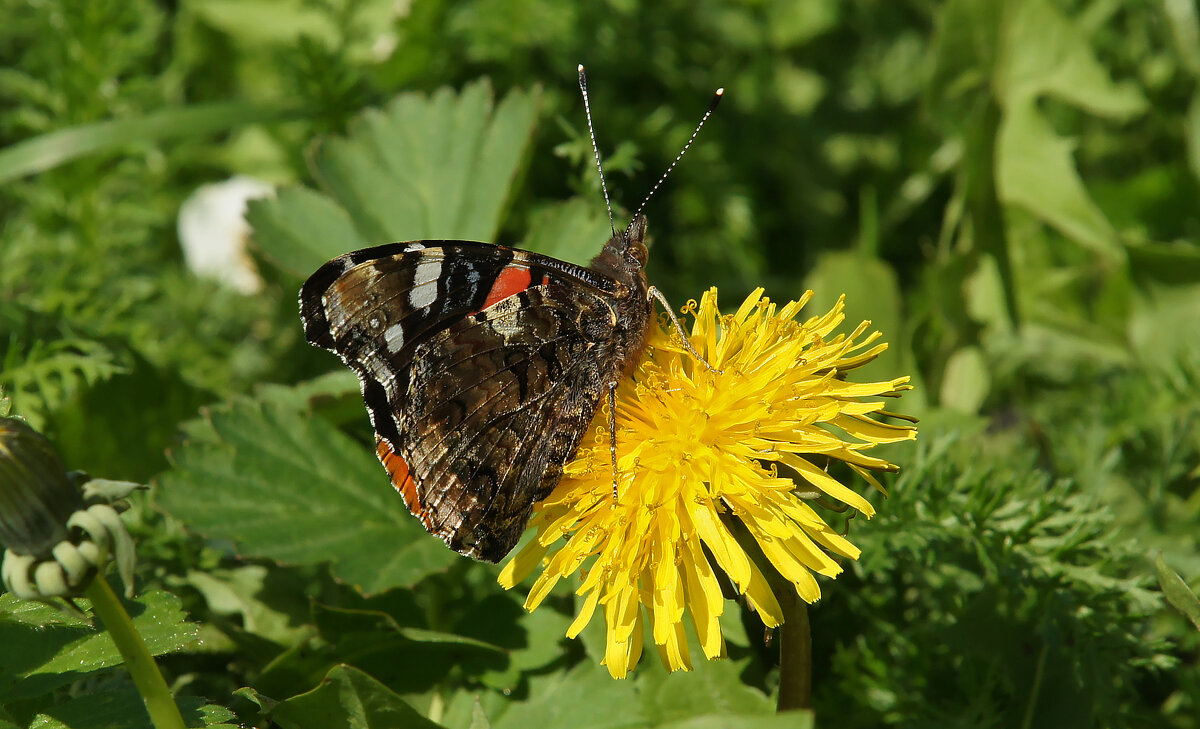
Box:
[587,215,653,382]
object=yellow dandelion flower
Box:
[498,287,916,679]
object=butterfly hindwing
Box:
[400,284,619,559]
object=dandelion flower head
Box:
[499,287,916,678]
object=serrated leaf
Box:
[264,664,446,729]
[1156,553,1200,633]
[312,79,540,245]
[248,187,369,277]
[0,589,197,699]
[157,398,458,595]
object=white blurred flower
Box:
[178,176,275,294]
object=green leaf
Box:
[250,601,504,700]
[263,664,446,729]
[312,79,541,244]
[995,0,1145,117]
[1126,239,1200,285]
[157,398,458,595]
[939,346,990,414]
[519,197,614,267]
[0,102,303,185]
[1156,553,1200,633]
[1188,92,1200,181]
[182,565,313,647]
[462,596,573,690]
[488,663,645,729]
[639,655,773,726]
[27,688,237,729]
[188,0,342,47]
[0,589,197,699]
[801,250,906,381]
[1164,0,1200,78]
[654,714,814,729]
[996,101,1122,259]
[248,187,369,277]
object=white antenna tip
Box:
[578,64,585,72]
[716,88,725,95]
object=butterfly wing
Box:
[300,241,631,561]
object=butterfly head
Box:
[589,214,649,287]
[622,215,649,267]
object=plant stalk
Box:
[776,589,812,711]
[85,578,187,729]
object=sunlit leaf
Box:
[996,101,1123,259]
[0,589,197,700]
[1155,553,1200,633]
[157,398,458,595]
[311,80,540,244]
[249,187,369,277]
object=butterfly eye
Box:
[626,239,649,267]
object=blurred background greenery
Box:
[1,0,1198,727]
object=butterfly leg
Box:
[607,385,620,503]
[647,285,723,374]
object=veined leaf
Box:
[157,398,458,595]
[0,589,197,700]
[312,79,540,245]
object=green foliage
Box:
[158,398,458,594]
[1,0,1198,727]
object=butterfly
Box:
[299,67,722,562]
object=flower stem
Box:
[776,589,812,711]
[85,578,187,729]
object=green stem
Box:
[963,92,1020,330]
[85,578,187,729]
[776,591,812,711]
[1019,641,1048,729]
[722,515,814,712]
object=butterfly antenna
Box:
[578,64,616,238]
[630,87,724,227]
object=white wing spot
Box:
[409,257,442,309]
[384,323,405,353]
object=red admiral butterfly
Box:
[300,67,722,562]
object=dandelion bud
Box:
[0,417,140,600]
[0,417,83,556]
